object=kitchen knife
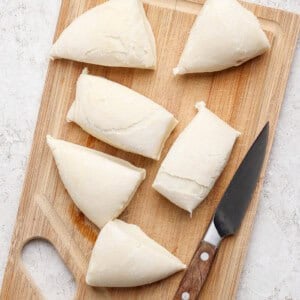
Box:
[174,123,269,300]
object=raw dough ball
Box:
[174,0,270,74]
[51,0,156,69]
[47,136,145,228]
[86,219,186,287]
[153,102,240,213]
[67,69,178,160]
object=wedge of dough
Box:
[50,0,156,69]
[47,136,145,228]
[153,102,240,214]
[86,219,186,287]
[174,0,270,74]
[67,69,178,160]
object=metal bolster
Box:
[203,220,222,247]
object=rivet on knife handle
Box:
[174,240,217,300]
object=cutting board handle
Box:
[0,195,110,300]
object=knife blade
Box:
[174,123,269,300]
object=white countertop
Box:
[0,1,299,299]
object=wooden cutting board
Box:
[1,0,299,299]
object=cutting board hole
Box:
[22,238,76,300]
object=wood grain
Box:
[1,0,299,299]
[174,241,217,300]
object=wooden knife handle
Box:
[174,241,217,300]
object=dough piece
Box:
[50,0,156,69]
[174,0,270,74]
[67,69,178,160]
[47,136,145,228]
[153,102,240,213]
[86,219,186,287]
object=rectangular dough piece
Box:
[67,69,178,160]
[153,102,240,214]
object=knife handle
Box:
[174,241,217,300]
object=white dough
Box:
[174,0,270,74]
[47,136,145,228]
[51,0,156,69]
[153,102,240,213]
[86,220,186,287]
[67,69,178,160]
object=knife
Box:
[174,123,269,300]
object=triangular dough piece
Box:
[50,0,156,69]
[174,0,270,74]
[86,220,186,287]
[47,136,145,228]
[67,69,178,160]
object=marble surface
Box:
[0,1,299,299]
